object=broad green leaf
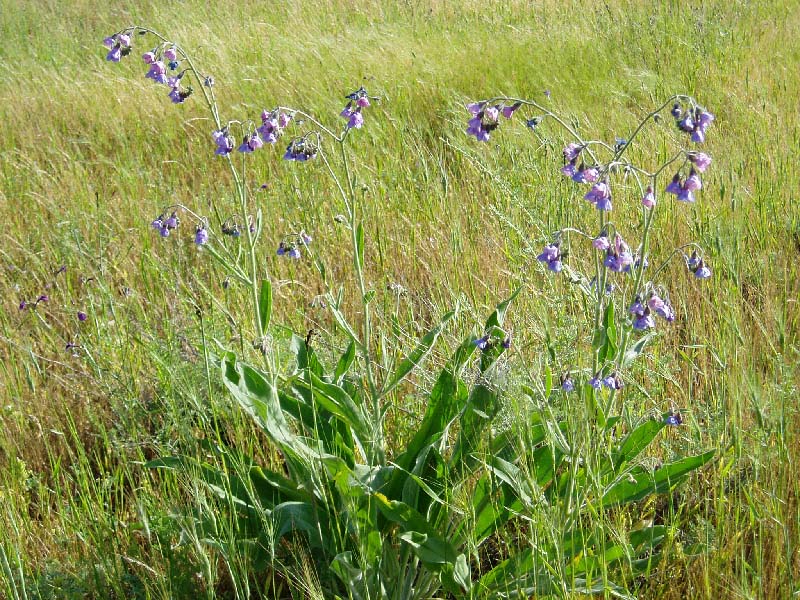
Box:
[334,340,357,384]
[612,419,665,472]
[485,284,524,329]
[295,370,370,443]
[622,332,656,368]
[381,308,456,397]
[356,222,365,268]
[602,450,715,506]
[258,279,272,333]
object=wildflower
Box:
[102,36,115,49]
[584,181,611,209]
[592,231,610,251]
[159,225,171,237]
[642,185,656,208]
[145,61,167,84]
[117,33,131,47]
[629,295,646,315]
[106,45,122,62]
[614,235,634,269]
[677,188,695,203]
[561,160,577,178]
[501,102,522,119]
[238,132,263,153]
[572,164,599,184]
[347,110,364,130]
[142,51,155,64]
[212,129,234,156]
[19,300,27,310]
[670,103,682,119]
[604,249,620,272]
[603,372,623,390]
[693,258,712,279]
[164,212,179,230]
[78,311,88,322]
[164,47,178,61]
[589,375,602,389]
[473,335,490,350]
[466,104,500,142]
[684,169,702,191]
[665,412,683,426]
[466,101,485,115]
[665,173,683,195]
[151,216,164,230]
[288,247,301,259]
[563,143,583,162]
[284,138,317,161]
[168,60,179,70]
[36,295,49,303]
[687,250,701,270]
[526,117,542,129]
[632,308,655,331]
[502,335,511,349]
[688,152,712,172]
[537,243,562,273]
[677,113,694,133]
[300,232,312,245]
[194,226,209,245]
[560,373,575,392]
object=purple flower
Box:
[633,310,655,331]
[595,196,613,211]
[502,335,511,349]
[677,113,694,133]
[603,372,623,390]
[589,376,602,389]
[691,127,706,144]
[561,374,575,392]
[693,259,712,279]
[473,335,490,350]
[563,143,583,162]
[592,232,610,251]
[19,300,27,310]
[561,161,577,178]
[278,112,292,128]
[677,188,695,203]
[300,232,313,245]
[106,45,122,62]
[347,110,364,129]
[194,226,209,246]
[584,181,610,207]
[117,34,131,47]
[78,311,88,322]
[687,250,701,270]
[151,216,164,230]
[629,296,646,315]
[164,47,178,61]
[212,130,234,156]
[160,226,171,237]
[466,102,485,115]
[654,302,675,322]
[537,243,562,272]
[288,247,301,259]
[356,96,370,108]
[642,186,656,208]
[164,213,179,229]
[604,250,620,272]
[103,36,115,49]
[670,103,682,119]
[665,174,683,195]
[501,102,521,119]
[684,169,702,191]
[688,152,712,172]
[665,412,683,426]
[697,110,714,129]
[36,295,49,303]
[142,51,155,64]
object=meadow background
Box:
[1,0,798,598]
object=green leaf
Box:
[334,340,356,384]
[612,418,666,472]
[258,279,272,332]
[598,302,617,364]
[381,308,456,397]
[622,332,656,368]
[485,284,524,329]
[602,450,715,506]
[294,371,370,444]
[356,222,365,268]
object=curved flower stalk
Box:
[465,94,717,418]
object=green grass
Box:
[1,0,798,597]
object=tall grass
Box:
[0,0,798,598]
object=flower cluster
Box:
[472,332,512,352]
[465,101,521,142]
[672,102,715,143]
[687,250,712,279]
[277,231,313,259]
[341,87,372,130]
[536,242,563,272]
[284,137,318,162]
[629,291,675,331]
[103,32,132,63]
[599,233,634,273]
[258,109,292,144]
[151,212,180,237]
[665,168,702,203]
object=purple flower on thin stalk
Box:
[693,259,712,279]
[164,47,178,61]
[665,412,683,426]
[684,169,702,191]
[37,295,49,303]
[561,160,577,178]
[347,110,364,130]
[142,51,155,64]
[212,130,234,156]
[473,335,490,350]
[106,45,122,62]
[592,231,610,251]
[642,185,656,208]
[194,226,209,246]
[164,212,179,230]
[687,250,701,270]
[677,188,695,203]
[466,102,485,115]
[589,375,602,389]
[603,372,623,390]
[103,36,115,49]
[117,34,131,47]
[145,61,167,84]
[688,152,712,172]
[584,181,611,209]
[537,243,562,273]
[501,102,522,119]
[563,143,583,162]
[78,311,88,322]
[151,216,164,230]
[629,295,646,315]
[633,309,655,331]
[560,373,575,392]
[665,174,683,195]
[19,300,28,310]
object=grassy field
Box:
[1,0,798,597]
